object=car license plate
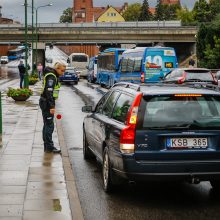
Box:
[65,75,72,77]
[167,138,208,149]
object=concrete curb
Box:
[56,118,84,220]
[73,86,95,106]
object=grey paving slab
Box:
[0,194,25,205]
[0,186,26,194]
[0,205,23,217]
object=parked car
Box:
[59,67,79,84]
[0,56,9,64]
[163,68,217,85]
[82,82,220,192]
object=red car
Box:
[164,68,217,85]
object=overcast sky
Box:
[1,0,197,23]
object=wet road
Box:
[57,83,220,220]
[0,65,19,91]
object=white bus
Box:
[69,53,89,77]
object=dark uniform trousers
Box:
[39,98,54,151]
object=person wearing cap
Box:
[39,62,66,153]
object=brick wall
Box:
[56,45,99,58]
[0,45,16,56]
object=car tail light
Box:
[120,93,143,153]
[211,73,218,85]
[141,72,145,83]
[177,72,186,84]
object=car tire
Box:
[75,81,78,85]
[102,147,114,193]
[83,129,94,160]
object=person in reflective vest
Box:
[39,62,66,153]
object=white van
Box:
[68,53,89,78]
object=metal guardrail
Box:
[0,20,183,29]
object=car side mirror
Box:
[82,105,93,113]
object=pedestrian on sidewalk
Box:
[37,63,43,80]
[18,60,26,88]
[189,56,195,68]
[39,62,66,153]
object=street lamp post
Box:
[24,0,29,88]
[31,0,34,74]
[35,3,52,65]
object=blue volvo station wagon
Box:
[82,82,220,192]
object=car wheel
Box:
[210,180,220,190]
[102,147,122,193]
[83,129,94,160]
[74,81,78,85]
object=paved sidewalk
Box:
[0,82,83,220]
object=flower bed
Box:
[7,88,33,101]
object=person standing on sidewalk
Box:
[39,62,66,153]
[18,60,26,88]
[37,63,43,80]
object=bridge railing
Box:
[0,20,182,29]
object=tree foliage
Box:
[210,0,220,20]
[155,0,163,20]
[197,15,220,68]
[138,0,152,21]
[176,7,196,26]
[193,0,211,23]
[203,36,220,69]
[122,3,141,21]
[154,1,180,20]
[59,8,72,23]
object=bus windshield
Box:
[72,55,88,62]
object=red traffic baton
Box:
[56,114,62,120]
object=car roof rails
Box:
[112,82,141,91]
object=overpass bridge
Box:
[0,21,197,44]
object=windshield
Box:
[185,70,213,81]
[138,95,220,130]
[72,55,88,62]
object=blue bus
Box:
[97,48,125,87]
[8,48,24,60]
[117,47,178,83]
[87,56,98,83]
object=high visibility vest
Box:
[41,72,61,99]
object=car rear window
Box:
[137,95,220,130]
[185,70,213,81]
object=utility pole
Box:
[24,0,29,88]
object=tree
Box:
[203,36,220,69]
[138,0,152,21]
[193,0,211,23]
[154,0,180,21]
[176,6,196,26]
[155,0,163,20]
[209,0,220,20]
[59,8,72,23]
[122,3,141,21]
